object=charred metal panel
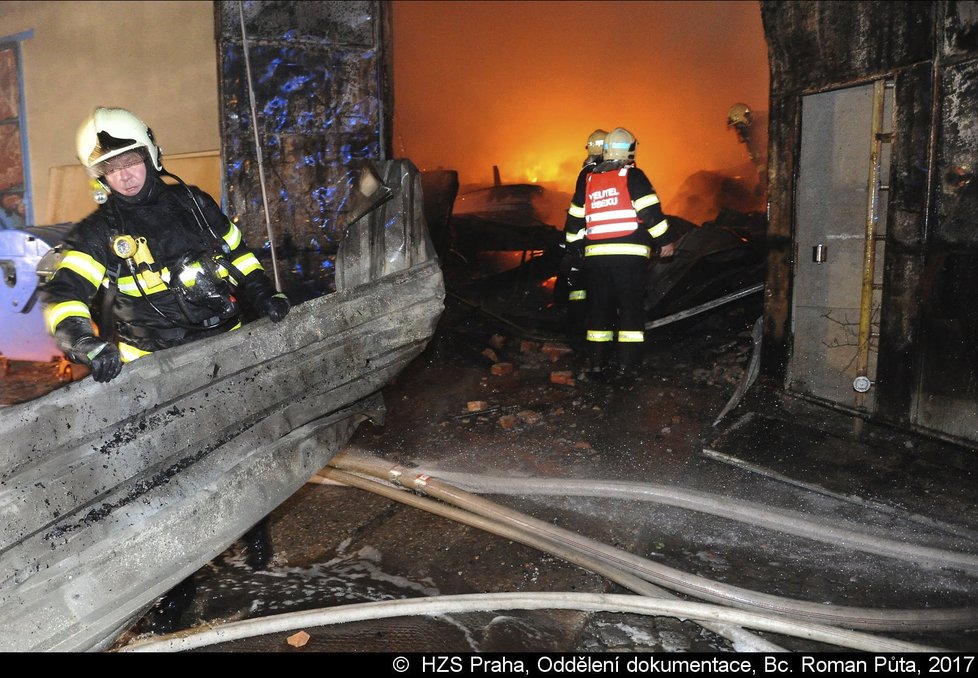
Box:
[758,90,797,380]
[335,160,437,291]
[942,0,978,58]
[936,59,978,244]
[215,1,393,301]
[914,56,978,441]
[761,2,933,93]
[875,64,932,426]
[916,249,978,440]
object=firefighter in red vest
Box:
[564,127,678,380]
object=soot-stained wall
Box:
[215,0,393,302]
[760,1,978,446]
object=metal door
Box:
[788,81,894,412]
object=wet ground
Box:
[4,268,977,654]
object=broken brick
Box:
[467,400,489,412]
[490,362,514,376]
[574,441,592,450]
[287,630,311,647]
[517,410,542,425]
[488,334,506,350]
[542,342,573,362]
[550,370,576,386]
[520,340,541,354]
[481,348,499,362]
[498,414,520,429]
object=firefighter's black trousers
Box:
[585,258,647,370]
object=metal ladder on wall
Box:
[853,78,894,408]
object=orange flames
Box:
[392,1,770,226]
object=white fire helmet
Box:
[76,107,162,177]
[727,103,752,128]
[603,127,637,162]
[586,129,608,157]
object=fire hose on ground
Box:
[120,463,941,654]
[420,468,978,573]
[324,451,978,634]
[120,449,974,652]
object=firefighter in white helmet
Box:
[564,127,679,381]
[559,129,608,346]
[40,107,290,629]
[40,107,290,383]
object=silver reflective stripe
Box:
[586,209,639,223]
[587,222,639,236]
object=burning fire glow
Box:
[393,1,770,227]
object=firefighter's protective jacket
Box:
[563,161,674,266]
[41,177,278,357]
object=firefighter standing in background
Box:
[564,127,678,380]
[727,102,767,197]
[560,129,607,347]
[40,107,290,383]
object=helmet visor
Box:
[91,148,148,178]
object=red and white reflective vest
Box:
[584,168,638,240]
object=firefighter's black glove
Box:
[569,245,585,267]
[261,293,291,323]
[559,249,584,276]
[54,317,123,382]
[71,336,123,383]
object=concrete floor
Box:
[108,293,978,653]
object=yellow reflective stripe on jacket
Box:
[213,262,233,281]
[633,193,660,211]
[618,330,645,343]
[118,341,153,363]
[567,203,585,219]
[44,300,92,335]
[648,218,669,239]
[584,243,651,258]
[565,229,585,244]
[118,321,242,362]
[223,222,243,251]
[569,290,586,301]
[232,252,263,276]
[117,270,170,296]
[57,250,106,289]
[586,330,614,342]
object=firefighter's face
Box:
[103,157,147,197]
